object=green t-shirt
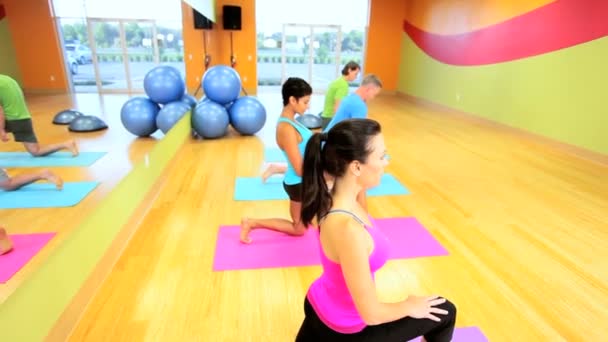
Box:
[321,77,349,118]
[0,74,31,121]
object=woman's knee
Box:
[439,298,457,322]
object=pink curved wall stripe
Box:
[403,0,608,66]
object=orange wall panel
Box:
[182,0,256,94]
[365,0,407,91]
[3,0,68,92]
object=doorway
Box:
[86,18,160,93]
[280,24,343,93]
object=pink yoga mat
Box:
[409,326,488,342]
[213,217,448,271]
[0,232,56,283]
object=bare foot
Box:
[43,170,64,190]
[240,218,252,244]
[68,140,79,157]
[261,163,285,183]
[0,227,14,255]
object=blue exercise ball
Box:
[144,65,185,105]
[201,65,241,105]
[192,101,230,139]
[228,96,267,135]
[197,96,212,106]
[120,97,160,137]
[224,100,235,112]
[296,113,323,129]
[181,93,197,109]
[156,101,191,134]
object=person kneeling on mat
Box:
[239,77,313,244]
[295,118,457,342]
[322,74,382,132]
[0,74,79,157]
[320,61,361,130]
[0,168,63,191]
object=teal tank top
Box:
[277,117,313,185]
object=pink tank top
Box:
[306,210,391,333]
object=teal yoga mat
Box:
[263,147,285,163]
[0,181,99,209]
[234,173,409,201]
[0,151,106,167]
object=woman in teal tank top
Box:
[240,78,314,244]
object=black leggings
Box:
[295,297,457,342]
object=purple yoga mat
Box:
[409,326,488,342]
[0,232,56,283]
[213,217,448,271]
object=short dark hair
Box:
[282,77,313,106]
[341,61,361,76]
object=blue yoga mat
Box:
[0,151,106,168]
[0,181,99,209]
[234,173,409,201]
[263,147,285,163]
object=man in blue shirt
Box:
[322,74,382,211]
[323,74,382,132]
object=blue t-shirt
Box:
[323,93,367,132]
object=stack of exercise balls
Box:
[120,65,194,137]
[120,64,267,139]
[193,65,267,138]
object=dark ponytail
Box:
[301,133,331,227]
[300,118,382,227]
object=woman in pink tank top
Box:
[295,118,457,341]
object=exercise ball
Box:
[228,96,267,135]
[120,97,160,137]
[181,93,197,109]
[296,114,323,129]
[197,96,212,106]
[68,115,108,132]
[156,101,191,134]
[53,109,83,125]
[192,101,230,139]
[224,100,235,112]
[201,65,241,105]
[144,65,185,105]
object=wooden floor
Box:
[6,92,607,341]
[0,93,163,303]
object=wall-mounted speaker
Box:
[193,8,213,30]
[222,5,241,30]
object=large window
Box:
[53,0,183,93]
[256,0,369,92]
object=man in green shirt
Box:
[320,61,360,130]
[0,74,78,156]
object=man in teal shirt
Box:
[320,61,360,130]
[0,74,78,156]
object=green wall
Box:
[0,18,22,83]
[398,33,608,156]
[0,114,192,341]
